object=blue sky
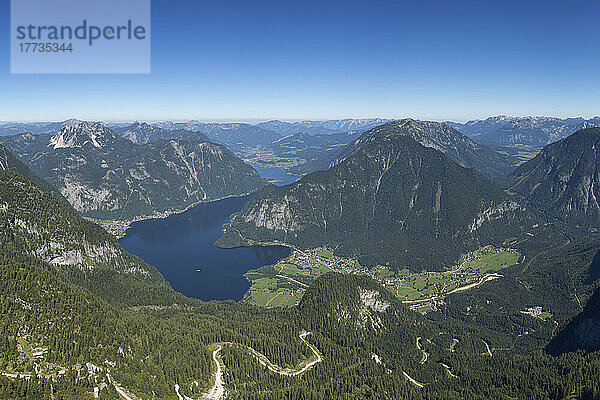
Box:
[1,0,599,122]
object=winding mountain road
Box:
[202,331,322,399]
[416,337,428,364]
[482,340,493,357]
[402,371,424,388]
[204,345,225,400]
[440,363,458,378]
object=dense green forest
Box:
[0,143,65,201]
[0,170,179,306]
[3,249,600,400]
[219,128,542,271]
[1,143,600,399]
[503,127,600,229]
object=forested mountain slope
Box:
[219,125,538,270]
[0,143,64,201]
[0,169,180,305]
[362,119,515,179]
[0,231,314,399]
[0,121,265,220]
[503,127,600,229]
[548,286,600,355]
[226,273,600,399]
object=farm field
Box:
[243,245,521,312]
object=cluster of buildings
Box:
[277,246,517,315]
[521,306,543,318]
[16,341,48,359]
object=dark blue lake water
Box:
[119,195,291,301]
[251,165,298,186]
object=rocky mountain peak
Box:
[48,121,115,149]
[129,121,153,130]
[366,119,474,148]
[62,118,85,127]
[331,119,513,180]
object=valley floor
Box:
[243,245,521,313]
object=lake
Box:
[119,195,291,301]
[251,165,298,186]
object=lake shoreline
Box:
[92,165,299,238]
[118,195,291,301]
[90,189,261,238]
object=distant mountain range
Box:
[6,116,600,176]
[448,115,600,149]
[0,118,101,136]
[113,121,375,177]
[0,121,265,220]
[503,127,600,229]
[5,117,600,222]
[219,120,538,270]
[154,121,282,147]
[114,122,209,144]
[5,116,600,149]
[258,118,391,136]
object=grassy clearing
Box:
[417,304,432,314]
[395,248,519,307]
[317,249,333,258]
[463,249,520,273]
[252,277,278,290]
[244,246,520,311]
[243,251,334,307]
[539,311,553,321]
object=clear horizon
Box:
[2,114,600,125]
[1,0,599,121]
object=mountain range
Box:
[154,121,283,147]
[503,127,600,229]
[0,121,265,220]
[8,115,600,182]
[0,118,99,136]
[1,119,600,398]
[219,120,538,270]
[257,118,391,136]
[327,119,515,180]
[114,121,210,144]
[448,115,600,149]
